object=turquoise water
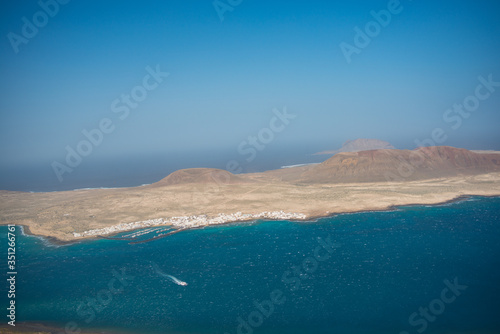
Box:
[1,196,500,334]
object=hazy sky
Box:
[1,0,500,172]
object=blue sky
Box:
[1,0,500,185]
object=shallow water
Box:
[1,196,499,334]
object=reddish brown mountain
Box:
[298,146,500,183]
[150,147,500,187]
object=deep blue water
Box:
[1,196,500,334]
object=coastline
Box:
[2,168,500,244]
[0,322,138,334]
[9,193,499,246]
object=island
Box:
[1,146,500,243]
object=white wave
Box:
[280,163,319,169]
[151,262,188,286]
[25,183,151,193]
[18,226,67,248]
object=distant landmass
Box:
[1,146,500,242]
[152,146,500,185]
[314,138,395,155]
[296,146,500,183]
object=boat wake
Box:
[151,262,188,286]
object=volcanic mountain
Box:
[152,146,500,186]
[295,146,500,183]
[149,168,249,187]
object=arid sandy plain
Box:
[1,166,500,242]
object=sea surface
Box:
[1,196,500,334]
[0,147,327,192]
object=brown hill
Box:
[150,147,500,187]
[149,168,249,187]
[292,146,500,183]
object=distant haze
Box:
[1,1,500,190]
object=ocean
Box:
[1,196,500,334]
[0,146,327,192]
